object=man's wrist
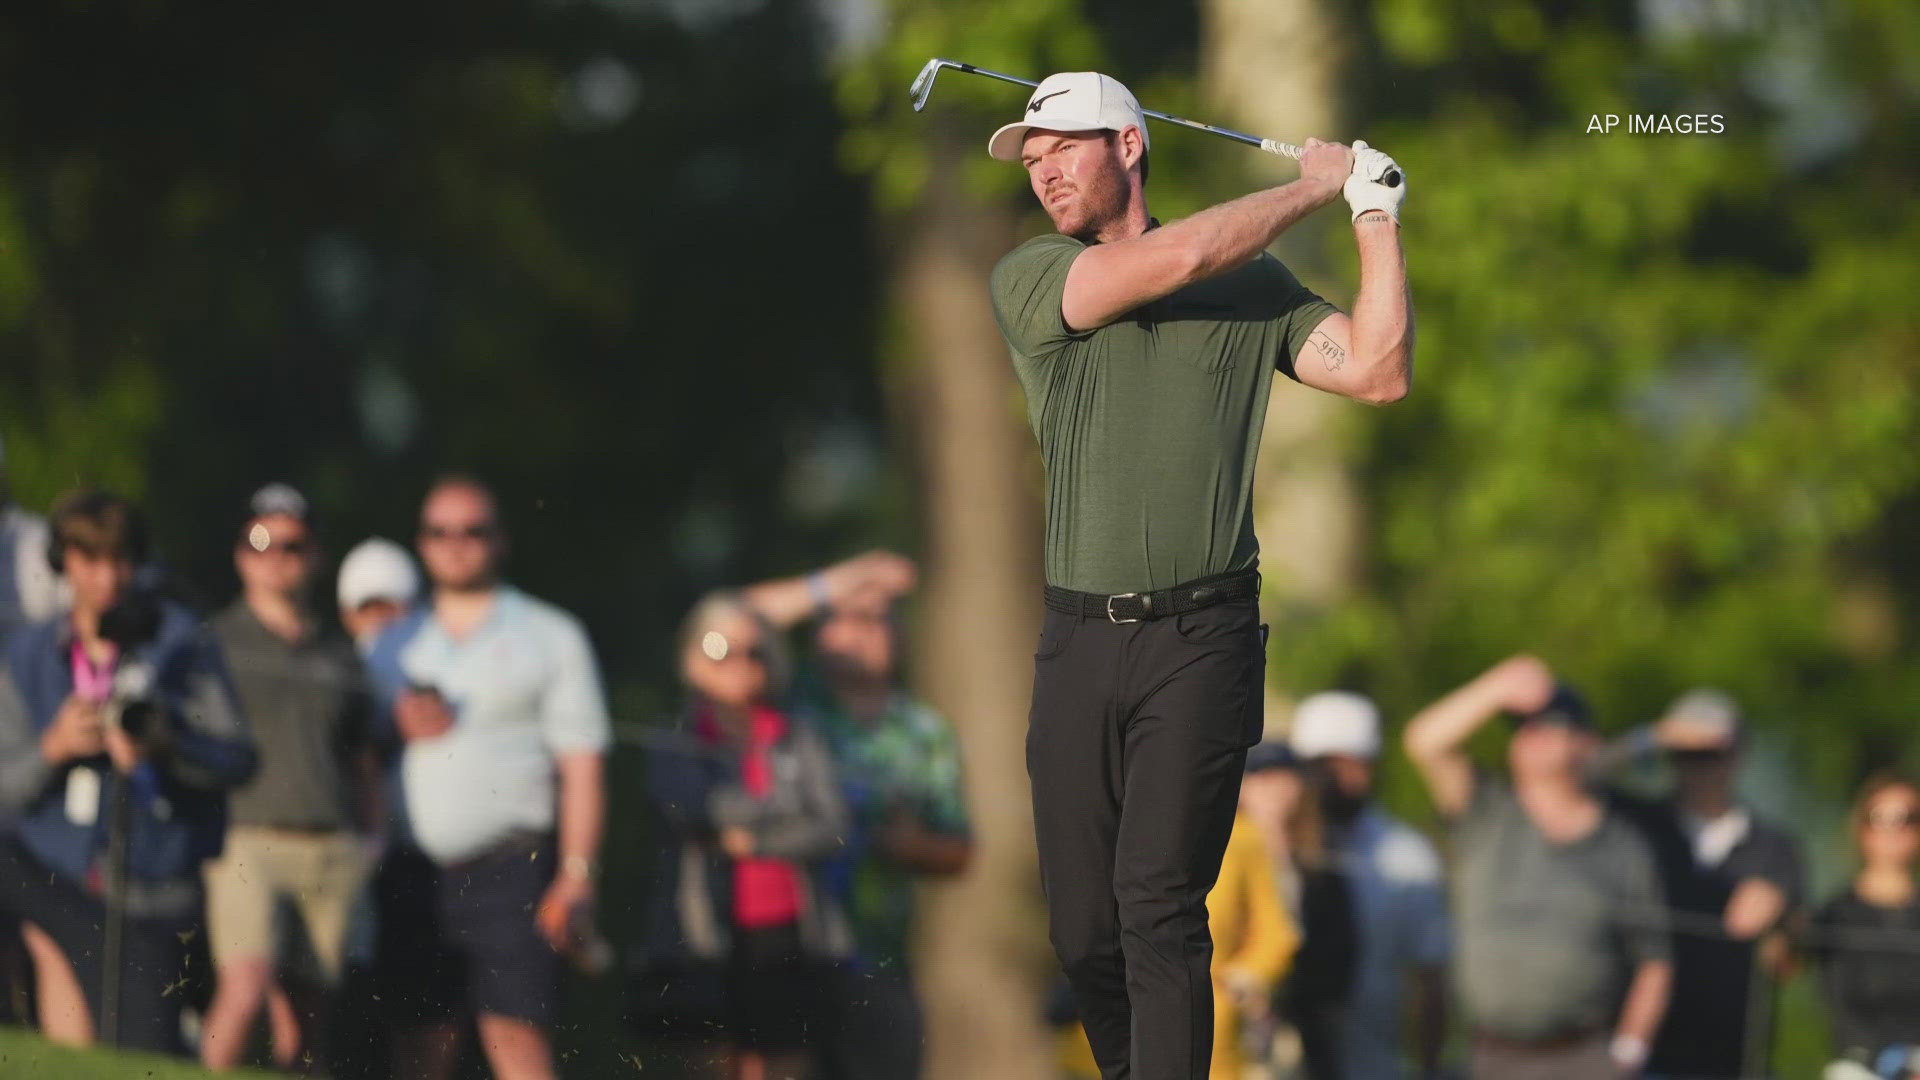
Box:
[1609,1032,1650,1072]
[1355,210,1398,227]
[560,853,597,883]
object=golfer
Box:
[988,72,1412,1079]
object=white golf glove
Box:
[1343,140,1405,223]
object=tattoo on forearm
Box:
[1309,330,1346,371]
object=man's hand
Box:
[1344,140,1407,223]
[1298,138,1355,203]
[719,826,757,860]
[104,723,146,774]
[1486,654,1557,715]
[826,551,917,610]
[40,696,106,765]
[1724,878,1789,940]
[395,688,455,742]
[534,871,593,952]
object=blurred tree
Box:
[1198,0,1369,734]
[838,6,1100,1076]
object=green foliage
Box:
[0,0,896,696]
[1266,0,1920,806]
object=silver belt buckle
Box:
[1106,592,1141,624]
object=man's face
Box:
[816,602,897,685]
[1670,747,1737,795]
[1021,129,1134,240]
[66,548,136,620]
[343,597,405,645]
[1509,719,1596,782]
[1239,768,1304,826]
[235,513,314,600]
[1322,754,1376,802]
[418,485,502,592]
[1860,784,1920,869]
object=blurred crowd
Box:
[2,442,1919,1080]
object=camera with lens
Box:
[97,588,173,751]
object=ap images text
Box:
[1587,114,1727,134]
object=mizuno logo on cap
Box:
[1028,89,1071,114]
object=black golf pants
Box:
[1027,594,1266,1080]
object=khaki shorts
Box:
[203,827,373,984]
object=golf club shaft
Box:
[928,61,1303,161]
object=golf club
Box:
[909,57,1401,187]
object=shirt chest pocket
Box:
[435,644,548,725]
[1153,298,1254,374]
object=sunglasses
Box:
[1865,808,1920,831]
[241,527,312,557]
[1667,748,1733,765]
[421,523,496,542]
[701,631,769,665]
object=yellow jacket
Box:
[1209,811,1300,1078]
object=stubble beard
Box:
[1054,163,1131,243]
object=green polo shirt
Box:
[990,232,1339,595]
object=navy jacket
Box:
[0,601,255,903]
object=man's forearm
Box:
[1615,959,1672,1047]
[1170,178,1342,281]
[556,752,606,878]
[1404,673,1505,763]
[1350,214,1413,397]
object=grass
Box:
[0,1025,278,1079]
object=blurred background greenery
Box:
[3,0,1916,1075]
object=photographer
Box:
[0,488,256,1054]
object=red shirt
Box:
[698,705,805,930]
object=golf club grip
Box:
[1261,138,1403,188]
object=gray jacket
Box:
[641,710,853,963]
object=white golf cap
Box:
[337,537,420,613]
[1289,691,1384,760]
[988,71,1149,162]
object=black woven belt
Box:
[1043,569,1261,623]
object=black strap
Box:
[1042,569,1260,622]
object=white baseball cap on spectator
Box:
[337,537,419,613]
[1289,691,1384,760]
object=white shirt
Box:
[0,506,65,644]
[372,587,610,864]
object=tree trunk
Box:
[898,135,1057,1080]
[1201,0,1361,732]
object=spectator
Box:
[198,484,382,1071]
[336,536,420,651]
[1812,774,1920,1078]
[1290,692,1451,1080]
[641,593,851,1080]
[738,552,971,1080]
[365,476,611,1080]
[0,488,255,1052]
[0,435,64,646]
[1403,656,1671,1080]
[1241,741,1359,1080]
[1601,689,1804,1080]
[1209,808,1300,1080]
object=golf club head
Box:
[909,58,950,112]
